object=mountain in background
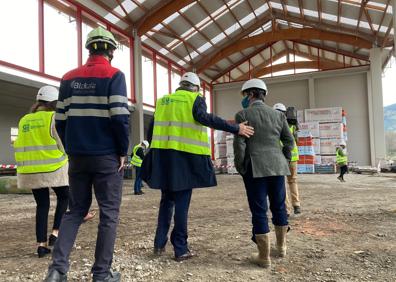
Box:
[384,103,396,131]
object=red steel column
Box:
[153,53,157,103]
[270,46,273,77]
[293,41,296,74]
[168,62,172,94]
[77,7,82,67]
[210,84,215,160]
[130,37,135,103]
[38,0,45,72]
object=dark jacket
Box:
[233,100,294,177]
[141,94,239,191]
[55,56,130,156]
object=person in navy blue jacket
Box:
[44,27,129,282]
[141,72,254,261]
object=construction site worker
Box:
[44,27,129,282]
[14,86,69,258]
[131,140,149,195]
[141,72,254,261]
[273,103,301,215]
[336,140,348,182]
[234,79,294,268]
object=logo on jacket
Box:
[71,81,96,90]
[161,97,172,105]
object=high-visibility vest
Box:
[289,125,299,162]
[151,90,210,156]
[131,144,143,167]
[336,148,348,165]
[14,111,68,174]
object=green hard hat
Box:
[85,26,117,49]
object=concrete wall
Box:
[0,79,38,164]
[213,67,375,166]
[314,74,371,165]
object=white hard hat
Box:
[241,78,267,94]
[142,140,149,148]
[180,72,200,87]
[36,85,59,102]
[339,140,346,147]
[273,103,287,112]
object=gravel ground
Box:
[0,173,395,282]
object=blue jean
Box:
[242,165,288,239]
[134,166,142,194]
[50,155,123,280]
[154,189,192,257]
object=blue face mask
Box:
[241,96,250,109]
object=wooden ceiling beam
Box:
[294,39,369,61]
[198,28,372,72]
[237,49,289,80]
[191,10,273,71]
[136,0,195,36]
[272,10,382,44]
[253,61,345,78]
[212,43,274,81]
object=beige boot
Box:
[275,225,288,257]
[250,233,271,268]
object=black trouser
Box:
[154,189,192,257]
[32,186,69,243]
[50,154,123,280]
[339,165,348,179]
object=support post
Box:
[368,47,386,165]
[131,29,145,154]
[308,77,315,108]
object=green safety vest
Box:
[336,148,348,165]
[14,111,68,174]
[131,144,143,167]
[289,125,299,162]
[151,90,210,156]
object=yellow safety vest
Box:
[151,90,210,156]
[289,125,299,162]
[336,148,348,165]
[14,111,68,174]
[131,144,143,167]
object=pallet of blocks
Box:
[296,132,315,174]
[213,130,228,174]
[302,107,348,174]
[226,135,238,174]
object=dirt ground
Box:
[0,173,395,282]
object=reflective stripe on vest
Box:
[289,125,299,162]
[131,144,143,167]
[151,90,210,156]
[13,111,68,174]
[336,148,348,164]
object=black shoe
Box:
[93,271,121,282]
[134,191,144,195]
[153,247,165,256]
[174,251,196,262]
[43,269,67,282]
[48,234,57,247]
[37,246,51,258]
[293,206,301,214]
